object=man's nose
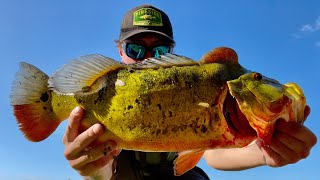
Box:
[144,51,153,59]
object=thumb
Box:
[255,139,265,149]
[304,105,311,120]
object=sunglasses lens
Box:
[126,43,146,60]
[124,43,171,60]
[152,46,170,58]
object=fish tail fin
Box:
[11,62,61,142]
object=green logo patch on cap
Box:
[133,8,163,26]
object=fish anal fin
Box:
[174,149,205,176]
[200,47,238,64]
[13,104,61,142]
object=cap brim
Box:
[120,29,175,44]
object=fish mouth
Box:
[223,92,256,137]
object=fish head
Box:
[226,72,307,145]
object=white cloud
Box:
[300,16,320,33]
[293,16,320,47]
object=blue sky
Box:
[1,0,319,179]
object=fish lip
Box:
[223,92,256,137]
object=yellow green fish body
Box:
[10,47,307,175]
[79,61,250,151]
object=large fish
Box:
[10,47,307,175]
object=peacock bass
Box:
[10,47,307,176]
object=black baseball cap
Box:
[119,4,174,43]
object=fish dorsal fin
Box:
[127,53,199,69]
[199,47,238,64]
[48,54,125,93]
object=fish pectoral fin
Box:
[173,149,205,176]
[199,47,238,64]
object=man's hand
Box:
[62,107,121,177]
[257,105,317,167]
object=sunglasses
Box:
[122,42,172,60]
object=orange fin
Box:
[13,104,60,142]
[11,62,61,142]
[200,47,238,64]
[174,149,205,176]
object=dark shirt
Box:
[114,150,210,180]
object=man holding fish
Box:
[58,4,317,180]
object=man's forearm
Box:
[203,141,266,171]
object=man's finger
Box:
[276,120,317,148]
[64,123,104,160]
[71,142,117,169]
[259,143,285,167]
[304,105,311,120]
[63,106,84,144]
[78,156,116,177]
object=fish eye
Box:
[253,73,263,81]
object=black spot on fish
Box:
[128,124,136,131]
[94,87,106,104]
[162,128,168,135]
[43,106,47,110]
[155,129,161,136]
[193,118,200,134]
[200,125,208,133]
[185,73,199,88]
[127,105,133,110]
[192,74,199,82]
[168,111,173,117]
[140,123,152,132]
[127,67,135,73]
[147,98,151,106]
[180,124,188,132]
[172,126,179,133]
[157,104,162,110]
[57,103,60,107]
[162,112,166,119]
[40,92,49,102]
[135,99,141,105]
